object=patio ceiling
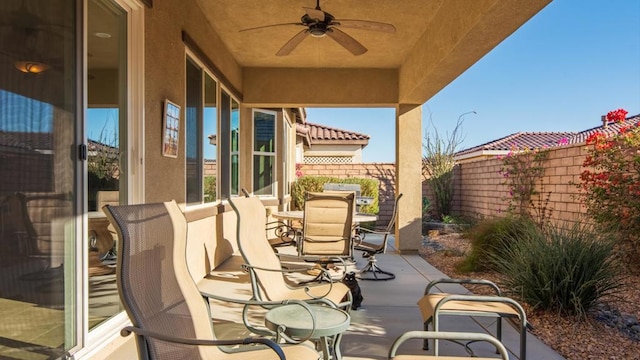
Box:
[194,0,551,107]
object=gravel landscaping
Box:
[420,233,640,360]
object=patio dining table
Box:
[272,210,377,225]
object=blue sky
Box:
[306,0,640,163]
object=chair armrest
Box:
[424,278,502,296]
[197,291,323,342]
[433,294,528,328]
[352,226,390,249]
[388,330,509,360]
[121,326,286,360]
[266,221,299,246]
[241,263,336,301]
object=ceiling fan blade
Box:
[240,22,302,32]
[326,28,367,56]
[333,19,396,33]
[276,29,309,56]
[303,7,325,22]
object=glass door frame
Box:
[73,0,145,357]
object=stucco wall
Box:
[143,0,242,203]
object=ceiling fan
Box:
[240,0,396,56]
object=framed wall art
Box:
[162,99,180,158]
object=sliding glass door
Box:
[0,0,79,357]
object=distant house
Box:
[294,109,370,164]
[567,113,640,144]
[454,113,640,163]
[454,132,574,163]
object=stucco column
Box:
[395,104,423,252]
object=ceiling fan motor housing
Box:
[302,12,333,37]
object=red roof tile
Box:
[456,131,575,157]
[305,122,370,145]
[568,114,640,144]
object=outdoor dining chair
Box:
[298,191,355,283]
[228,196,353,312]
[103,201,319,360]
[353,193,402,280]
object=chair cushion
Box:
[417,293,520,322]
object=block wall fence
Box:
[300,142,591,230]
[453,143,589,227]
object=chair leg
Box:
[356,255,395,281]
[423,319,431,350]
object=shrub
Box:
[457,216,537,273]
[576,108,640,265]
[498,146,552,227]
[204,176,216,203]
[290,176,379,214]
[491,222,624,317]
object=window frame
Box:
[185,49,241,203]
[252,108,277,197]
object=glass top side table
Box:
[265,304,350,360]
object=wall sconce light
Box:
[14,61,50,74]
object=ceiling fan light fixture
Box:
[14,61,50,74]
[309,29,326,37]
[308,23,328,37]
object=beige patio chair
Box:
[103,201,318,360]
[228,196,352,312]
[417,278,528,360]
[298,191,355,283]
[388,330,509,359]
[353,193,402,281]
[14,192,73,279]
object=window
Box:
[253,109,276,196]
[283,117,292,196]
[185,54,240,202]
[186,58,203,205]
[219,91,240,199]
[185,57,218,204]
[231,98,240,197]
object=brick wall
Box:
[298,163,396,226]
[204,159,216,177]
[302,143,590,232]
[451,143,588,227]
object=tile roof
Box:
[305,122,370,145]
[567,113,640,144]
[456,131,575,158]
[455,113,640,161]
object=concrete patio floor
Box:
[207,234,566,360]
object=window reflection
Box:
[86,0,126,330]
[0,0,77,357]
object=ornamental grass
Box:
[490,222,625,318]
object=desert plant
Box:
[422,112,472,218]
[457,216,537,273]
[88,122,119,183]
[421,196,431,220]
[491,222,624,318]
[498,145,550,222]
